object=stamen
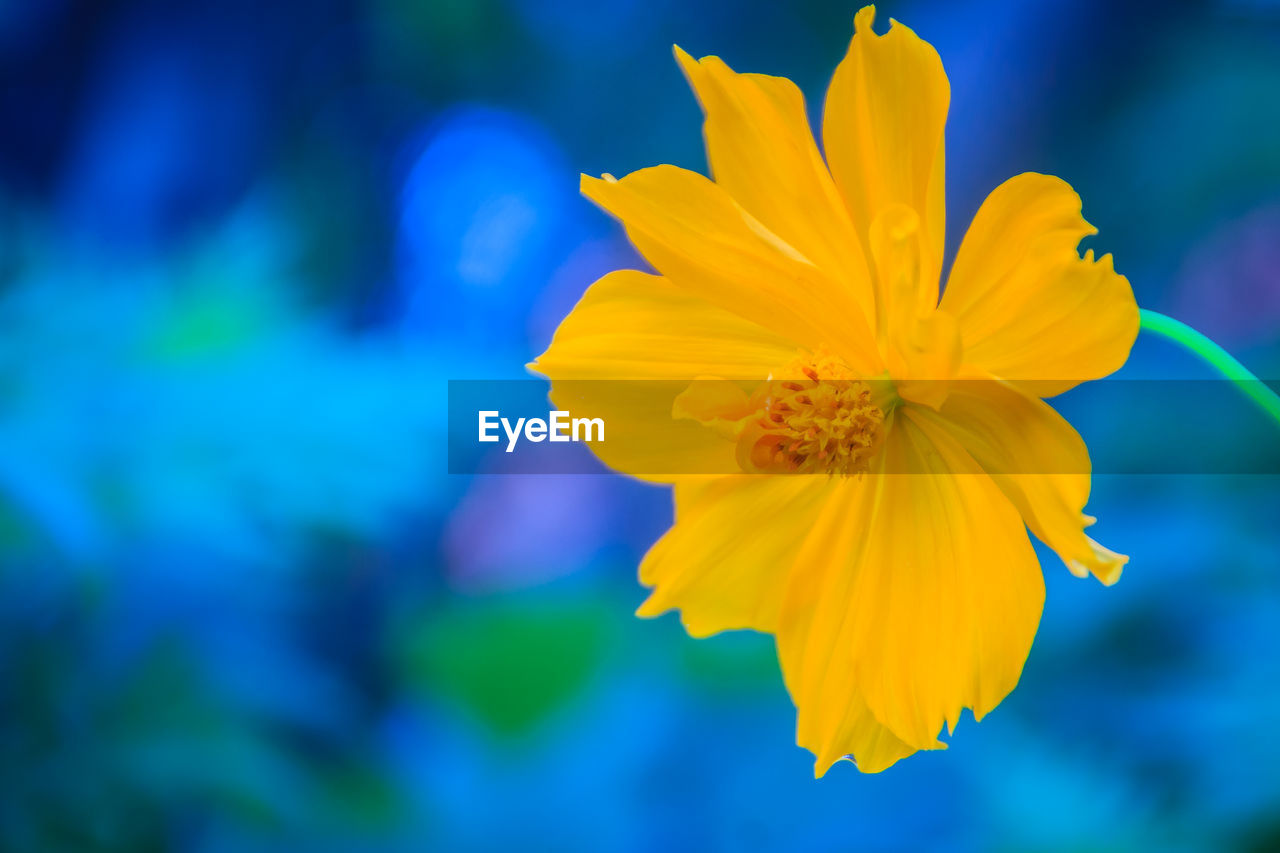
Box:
[736,346,885,477]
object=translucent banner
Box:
[448,379,1280,476]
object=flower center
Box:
[737,348,885,476]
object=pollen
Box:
[738,348,885,476]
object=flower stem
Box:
[1139,308,1280,428]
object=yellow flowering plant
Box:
[529,5,1280,774]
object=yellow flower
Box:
[530,5,1138,774]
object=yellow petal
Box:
[941,173,1139,396]
[671,379,755,442]
[532,269,794,380]
[942,173,1095,315]
[779,411,1045,758]
[776,476,925,775]
[674,47,876,326]
[581,167,882,377]
[823,5,949,313]
[915,377,1129,585]
[868,204,963,408]
[530,269,795,481]
[637,475,833,637]
[886,307,961,410]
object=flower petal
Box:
[941,173,1139,396]
[916,378,1129,585]
[776,476,925,775]
[530,269,794,481]
[674,48,876,325]
[636,475,833,637]
[868,205,963,408]
[532,269,795,380]
[779,411,1045,760]
[943,173,1095,314]
[639,471,928,774]
[582,167,882,377]
[823,5,949,311]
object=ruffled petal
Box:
[529,269,794,481]
[674,48,876,325]
[915,377,1129,585]
[582,167,882,377]
[776,476,924,775]
[637,475,834,637]
[823,5,949,313]
[941,173,1139,396]
[778,411,1045,767]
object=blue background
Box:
[1,0,1278,849]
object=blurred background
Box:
[0,0,1278,849]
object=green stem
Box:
[1139,308,1280,427]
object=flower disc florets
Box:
[738,348,885,476]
